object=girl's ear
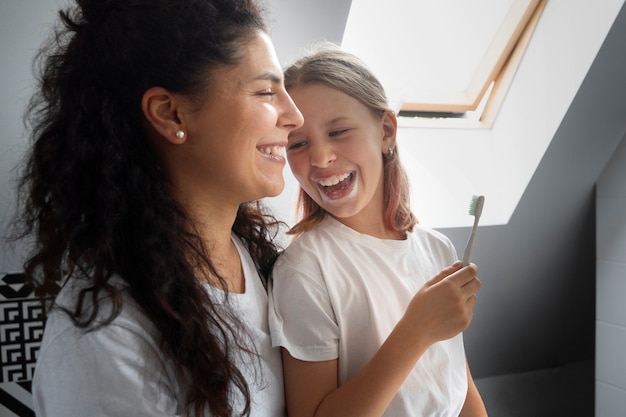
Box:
[141,87,186,144]
[381,110,398,153]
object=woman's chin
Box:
[260,177,285,199]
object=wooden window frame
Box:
[398,0,547,129]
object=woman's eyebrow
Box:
[252,71,282,83]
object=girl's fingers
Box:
[425,261,463,286]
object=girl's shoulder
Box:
[409,223,458,262]
[411,223,454,244]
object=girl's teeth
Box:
[319,172,351,187]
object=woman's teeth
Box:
[260,146,285,157]
[318,172,351,187]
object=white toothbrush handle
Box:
[462,216,480,266]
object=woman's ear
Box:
[381,110,398,153]
[141,87,186,144]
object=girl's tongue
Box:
[319,172,354,200]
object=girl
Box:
[14,0,302,416]
[268,45,487,417]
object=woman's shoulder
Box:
[37,274,171,385]
[48,275,159,344]
[34,276,180,416]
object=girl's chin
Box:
[316,197,361,219]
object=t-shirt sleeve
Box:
[268,262,339,362]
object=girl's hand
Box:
[401,262,481,345]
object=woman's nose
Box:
[280,93,304,130]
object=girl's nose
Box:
[310,141,336,168]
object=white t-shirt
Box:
[269,217,467,417]
[33,235,285,417]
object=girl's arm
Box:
[282,315,431,417]
[282,262,481,417]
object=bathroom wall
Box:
[596,135,626,415]
[443,1,626,377]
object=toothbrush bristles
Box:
[462,195,485,265]
[468,195,485,217]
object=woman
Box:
[15,0,303,416]
[268,45,487,417]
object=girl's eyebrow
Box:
[326,116,350,126]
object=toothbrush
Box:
[462,195,485,266]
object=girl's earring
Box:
[388,147,394,156]
[176,130,185,139]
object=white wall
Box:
[596,135,626,415]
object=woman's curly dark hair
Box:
[14,0,282,416]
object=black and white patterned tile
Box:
[1,272,44,416]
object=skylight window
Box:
[341,0,547,129]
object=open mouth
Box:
[317,172,355,199]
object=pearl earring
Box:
[175,130,185,139]
[388,147,394,156]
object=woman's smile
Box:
[257,144,286,161]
